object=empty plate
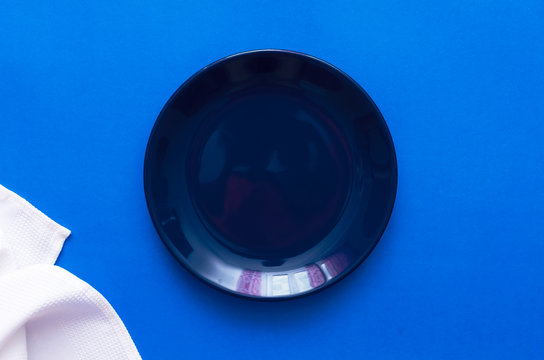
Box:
[144,49,397,300]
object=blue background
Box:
[1,1,543,358]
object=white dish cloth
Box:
[0,185,141,360]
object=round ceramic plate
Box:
[144,50,397,300]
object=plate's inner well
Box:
[188,87,353,260]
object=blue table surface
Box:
[1,1,543,359]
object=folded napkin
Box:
[0,185,141,360]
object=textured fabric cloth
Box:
[0,185,141,360]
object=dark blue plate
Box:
[144,50,397,300]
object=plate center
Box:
[188,87,352,259]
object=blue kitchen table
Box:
[1,1,543,358]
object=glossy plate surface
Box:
[144,50,397,299]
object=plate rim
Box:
[143,48,398,301]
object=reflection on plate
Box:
[144,49,397,300]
